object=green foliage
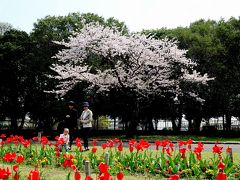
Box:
[96,116,110,129]
[0,30,36,129]
[1,12,240,133]
[0,22,13,36]
[143,17,240,131]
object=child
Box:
[59,128,70,152]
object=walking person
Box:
[64,101,78,149]
[78,102,93,151]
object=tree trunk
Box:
[177,114,182,131]
[225,113,232,131]
[171,117,179,132]
[126,100,139,137]
[113,118,116,130]
[222,114,225,131]
[10,115,18,131]
[193,117,202,132]
[188,119,193,132]
[19,114,26,130]
[148,119,155,131]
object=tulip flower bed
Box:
[0,134,239,179]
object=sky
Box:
[0,0,239,33]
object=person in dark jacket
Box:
[64,101,78,148]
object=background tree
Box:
[0,30,36,130]
[50,23,211,135]
[0,22,13,36]
[144,17,240,131]
[29,12,128,130]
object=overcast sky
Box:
[0,0,239,33]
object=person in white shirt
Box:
[59,128,70,152]
[78,102,93,151]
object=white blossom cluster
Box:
[51,23,212,97]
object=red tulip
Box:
[161,139,171,147]
[118,144,123,151]
[169,142,174,151]
[0,167,11,179]
[0,134,6,139]
[71,165,77,171]
[193,142,204,160]
[104,171,112,180]
[0,141,5,146]
[113,138,119,143]
[117,172,124,180]
[179,148,187,154]
[218,161,225,170]
[128,139,136,146]
[139,139,151,149]
[135,143,143,151]
[212,144,223,154]
[107,140,114,148]
[129,146,134,152]
[28,167,40,180]
[85,176,93,180]
[226,146,232,153]
[16,155,24,164]
[92,139,97,146]
[166,147,172,156]
[14,173,20,180]
[74,171,81,180]
[63,159,73,167]
[102,143,108,150]
[91,147,97,153]
[194,146,203,153]
[186,139,193,145]
[63,153,74,168]
[40,136,49,145]
[179,148,187,159]
[178,140,185,147]
[57,138,65,145]
[154,140,161,150]
[13,165,19,172]
[56,151,60,157]
[32,137,38,141]
[55,136,59,140]
[99,162,108,173]
[2,152,16,163]
[6,137,13,143]
[168,174,179,180]
[216,172,227,180]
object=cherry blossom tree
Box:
[50,23,213,133]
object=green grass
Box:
[1,142,240,180]
[93,135,240,142]
[1,146,240,180]
[0,163,166,180]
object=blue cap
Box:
[82,102,89,107]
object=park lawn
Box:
[94,135,240,142]
[0,163,161,180]
[67,145,240,164]
[1,145,240,180]
[0,162,232,180]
